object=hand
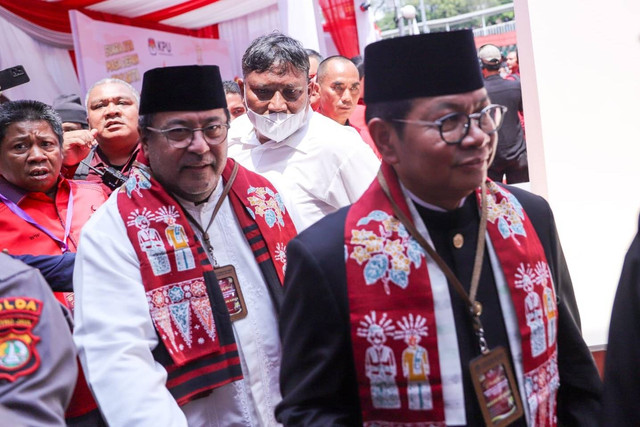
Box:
[62,129,98,167]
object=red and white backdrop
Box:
[0,0,378,105]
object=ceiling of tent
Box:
[0,0,278,34]
[64,0,277,29]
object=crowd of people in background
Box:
[0,27,635,427]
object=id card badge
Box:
[469,346,524,426]
[214,265,248,322]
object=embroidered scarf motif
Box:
[480,180,559,427]
[345,162,558,426]
[117,158,296,403]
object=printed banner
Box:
[69,10,233,95]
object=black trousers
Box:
[488,151,529,184]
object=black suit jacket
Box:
[277,185,602,426]
[601,215,640,426]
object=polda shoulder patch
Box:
[0,297,43,382]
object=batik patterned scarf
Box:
[345,162,558,426]
[117,157,296,404]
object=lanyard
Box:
[0,186,74,253]
[377,169,490,353]
[177,163,238,267]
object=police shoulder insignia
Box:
[0,297,43,382]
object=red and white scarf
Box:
[345,162,558,426]
[117,157,297,402]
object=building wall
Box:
[515,0,640,346]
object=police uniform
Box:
[0,253,77,426]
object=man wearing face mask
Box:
[228,32,380,231]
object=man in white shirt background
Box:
[228,32,380,231]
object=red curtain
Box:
[319,0,360,58]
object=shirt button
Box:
[453,233,464,249]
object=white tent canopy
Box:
[0,0,331,103]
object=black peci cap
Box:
[364,29,484,104]
[139,65,227,115]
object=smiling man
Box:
[62,78,140,194]
[228,32,379,231]
[73,65,297,426]
[0,100,106,424]
[277,30,601,426]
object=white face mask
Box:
[246,106,309,143]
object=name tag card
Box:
[469,346,524,426]
[214,265,247,322]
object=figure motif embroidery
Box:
[514,262,554,358]
[155,206,195,272]
[128,208,171,276]
[357,311,401,409]
[274,242,287,276]
[485,182,527,241]
[536,262,557,347]
[349,210,424,295]
[394,314,433,411]
[245,186,287,228]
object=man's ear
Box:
[237,79,244,95]
[138,127,150,160]
[368,118,399,164]
[309,80,320,110]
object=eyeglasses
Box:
[393,104,507,145]
[146,123,230,148]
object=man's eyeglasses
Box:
[393,104,507,145]
[146,124,230,148]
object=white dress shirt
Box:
[228,111,380,231]
[73,178,282,426]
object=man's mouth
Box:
[183,163,211,170]
[30,168,49,176]
[29,168,51,179]
[105,120,123,129]
[458,156,487,167]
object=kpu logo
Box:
[148,38,172,56]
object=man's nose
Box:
[105,102,120,116]
[460,119,490,148]
[341,90,354,104]
[187,129,210,154]
[27,144,48,161]
[268,91,288,113]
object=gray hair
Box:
[85,78,140,111]
[241,32,310,78]
[0,100,63,146]
[222,80,241,96]
[305,48,323,63]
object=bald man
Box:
[316,55,379,157]
[316,56,361,126]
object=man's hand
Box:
[62,129,98,167]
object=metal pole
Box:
[419,0,428,33]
